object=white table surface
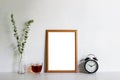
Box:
[0,72,120,80]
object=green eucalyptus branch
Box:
[11,14,22,54]
[20,20,34,54]
[10,14,34,55]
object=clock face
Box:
[84,60,98,73]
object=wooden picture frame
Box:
[46,30,78,72]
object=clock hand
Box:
[88,64,93,67]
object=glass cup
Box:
[31,63,42,73]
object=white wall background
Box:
[0,0,120,72]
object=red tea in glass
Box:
[31,64,42,73]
